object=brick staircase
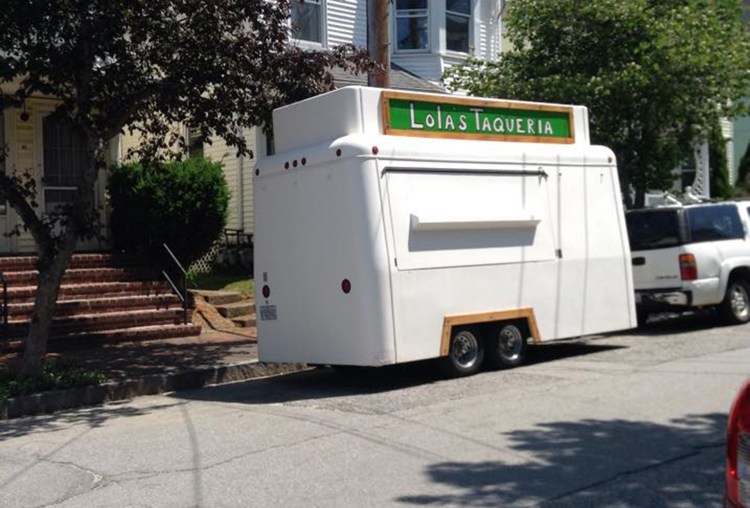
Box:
[0,253,202,347]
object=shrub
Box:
[108,157,229,266]
[0,359,105,401]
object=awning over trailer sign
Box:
[382,91,574,144]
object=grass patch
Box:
[0,358,106,402]
[188,271,254,299]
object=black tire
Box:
[485,322,527,370]
[636,307,650,327]
[440,327,485,377]
[720,278,750,325]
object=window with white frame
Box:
[42,114,90,213]
[186,126,204,158]
[396,0,429,51]
[291,0,323,44]
[446,0,471,53]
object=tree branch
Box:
[0,174,52,254]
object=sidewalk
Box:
[59,327,260,381]
[0,310,307,420]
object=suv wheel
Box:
[720,278,750,325]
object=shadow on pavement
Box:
[43,338,256,381]
[176,341,623,406]
[524,341,624,366]
[174,362,440,405]
[397,413,727,507]
[624,310,726,336]
[0,400,171,439]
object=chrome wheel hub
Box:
[451,331,479,369]
[498,325,523,361]
[731,284,750,320]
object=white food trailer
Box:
[255,86,635,376]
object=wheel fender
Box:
[718,258,750,297]
[440,308,541,357]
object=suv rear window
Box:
[685,204,744,242]
[626,210,682,251]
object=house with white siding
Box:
[288,0,503,84]
[390,0,502,84]
[0,2,503,254]
[0,81,111,254]
[194,1,503,241]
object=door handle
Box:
[632,257,645,266]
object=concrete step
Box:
[217,300,254,318]
[230,315,257,328]
[7,294,183,319]
[6,281,173,303]
[191,290,243,306]
[4,267,159,286]
[6,308,192,337]
[49,323,203,348]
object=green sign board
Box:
[383,92,574,144]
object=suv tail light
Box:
[727,381,750,507]
[679,254,697,281]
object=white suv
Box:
[625,201,750,325]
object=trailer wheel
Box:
[485,323,527,369]
[441,327,484,377]
[720,278,750,325]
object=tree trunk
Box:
[20,236,77,377]
[20,135,103,378]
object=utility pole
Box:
[367,0,390,88]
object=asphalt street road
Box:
[1,313,748,507]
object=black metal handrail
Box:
[0,270,6,339]
[162,244,188,325]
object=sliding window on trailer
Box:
[383,166,557,271]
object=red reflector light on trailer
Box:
[262,285,270,299]
[727,381,750,507]
[679,253,697,281]
[341,279,351,294]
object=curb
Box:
[0,361,309,420]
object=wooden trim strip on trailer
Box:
[380,90,576,145]
[381,129,576,145]
[382,90,575,115]
[440,307,542,356]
